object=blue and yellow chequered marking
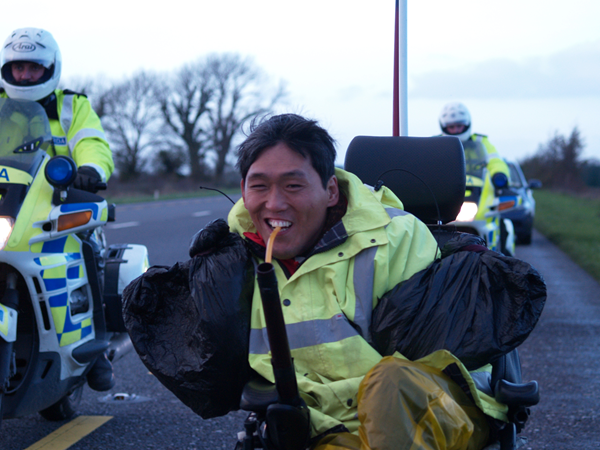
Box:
[48,293,92,346]
[0,304,9,337]
[67,265,84,279]
[33,235,90,347]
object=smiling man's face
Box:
[241,142,339,260]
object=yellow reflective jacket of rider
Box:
[468,133,510,179]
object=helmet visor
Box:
[1,61,53,86]
[443,122,468,135]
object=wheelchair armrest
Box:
[494,379,540,407]
[239,377,279,414]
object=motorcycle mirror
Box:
[45,156,77,189]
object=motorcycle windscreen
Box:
[463,139,488,179]
[0,98,53,176]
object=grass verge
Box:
[533,189,600,283]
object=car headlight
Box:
[456,202,478,222]
[0,217,15,250]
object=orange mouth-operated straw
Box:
[265,226,282,263]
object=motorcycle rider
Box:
[0,28,115,391]
[1,28,114,190]
[439,102,509,180]
[439,102,513,255]
[190,114,495,449]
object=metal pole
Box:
[400,0,408,136]
[393,0,408,136]
[393,0,399,136]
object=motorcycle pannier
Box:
[103,244,149,332]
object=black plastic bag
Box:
[371,234,546,370]
[122,233,254,419]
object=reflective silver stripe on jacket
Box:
[352,207,409,343]
[68,128,107,152]
[59,95,107,154]
[248,206,408,354]
[60,95,75,138]
[249,315,360,354]
[351,245,377,344]
[385,207,409,220]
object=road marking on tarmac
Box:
[25,416,112,450]
[192,210,212,217]
[106,221,140,229]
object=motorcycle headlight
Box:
[456,202,478,222]
[45,156,77,188]
[0,217,15,250]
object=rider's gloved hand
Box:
[189,218,231,258]
[73,166,102,193]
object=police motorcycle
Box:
[234,135,540,450]
[0,98,149,425]
[451,139,516,257]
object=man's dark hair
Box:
[236,113,337,188]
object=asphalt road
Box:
[515,230,600,449]
[3,196,599,450]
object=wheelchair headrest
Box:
[344,136,465,225]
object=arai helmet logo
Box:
[12,42,36,52]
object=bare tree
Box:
[101,71,163,180]
[205,53,287,182]
[158,61,212,180]
[520,127,586,190]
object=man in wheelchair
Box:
[187,114,544,450]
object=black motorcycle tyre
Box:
[39,384,83,421]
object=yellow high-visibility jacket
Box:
[228,168,441,436]
[468,133,509,179]
[1,89,114,181]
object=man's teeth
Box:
[269,220,291,228]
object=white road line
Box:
[107,221,140,229]
[192,210,212,217]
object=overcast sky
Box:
[2,0,599,166]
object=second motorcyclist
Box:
[438,102,509,180]
[0,27,116,391]
[439,102,514,255]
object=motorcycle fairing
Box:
[0,166,34,185]
[498,193,522,210]
[47,292,93,347]
[27,198,109,245]
[465,175,484,188]
[3,158,54,252]
[31,234,94,347]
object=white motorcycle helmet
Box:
[1,28,62,101]
[439,102,472,142]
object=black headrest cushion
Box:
[344,136,465,224]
